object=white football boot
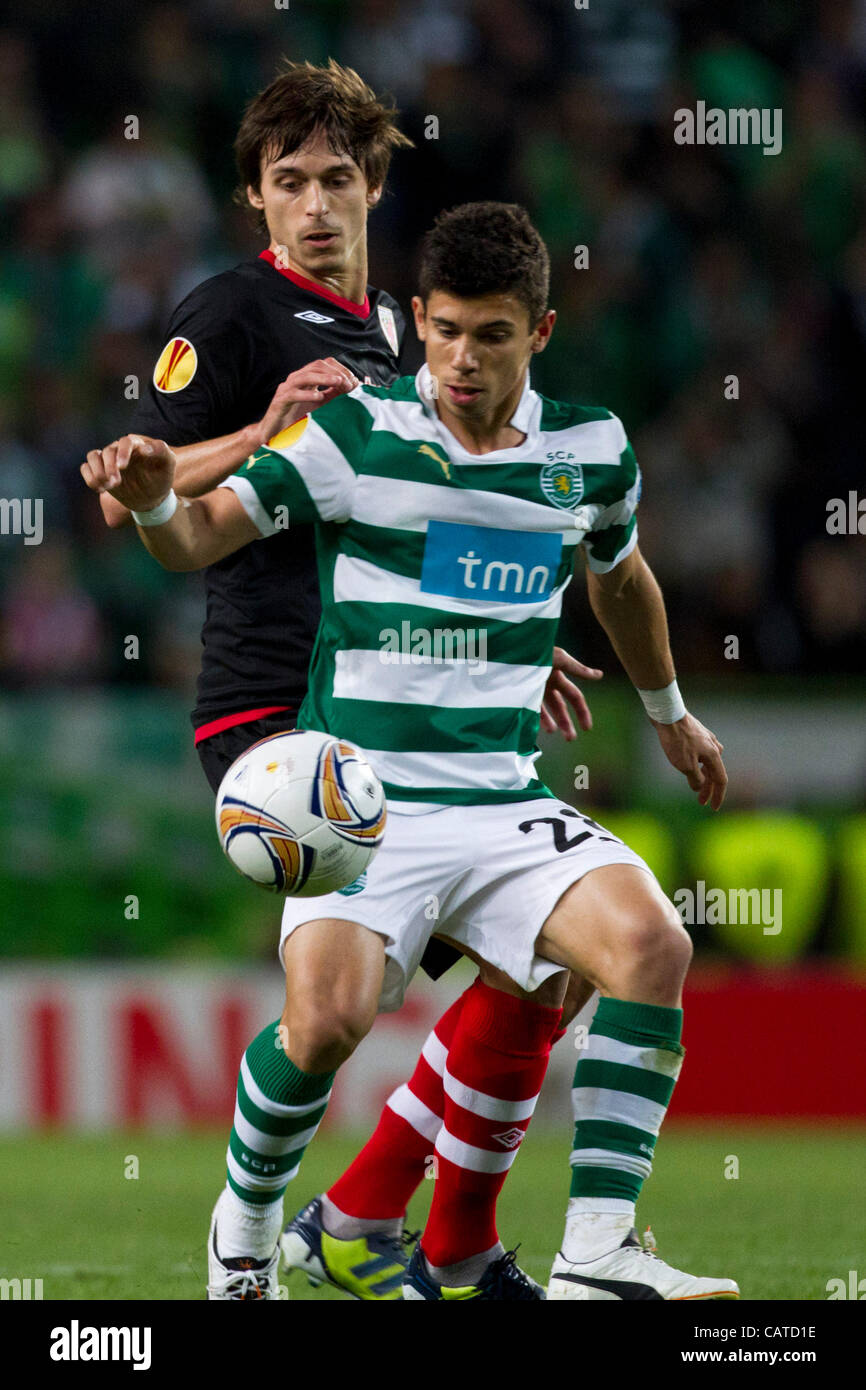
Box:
[547,1226,739,1301]
[207,1203,282,1300]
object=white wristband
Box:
[131,490,178,527]
[637,679,686,724]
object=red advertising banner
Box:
[0,966,862,1129]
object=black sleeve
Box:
[130,275,252,446]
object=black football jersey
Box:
[131,252,406,731]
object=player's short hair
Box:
[418,202,550,325]
[235,58,413,216]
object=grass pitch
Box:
[1,1125,862,1301]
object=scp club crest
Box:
[540,460,584,510]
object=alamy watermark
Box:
[0,498,43,545]
[674,880,782,935]
[826,492,866,534]
[674,102,782,156]
[379,622,487,673]
[826,1270,866,1299]
[0,1276,43,1299]
[49,1321,152,1369]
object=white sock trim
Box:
[240,1055,332,1118]
[443,1063,537,1123]
[421,1029,447,1076]
[567,1196,636,1217]
[386,1082,442,1143]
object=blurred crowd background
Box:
[2,0,866,696]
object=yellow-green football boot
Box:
[281,1196,411,1300]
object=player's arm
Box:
[84,401,361,569]
[82,436,259,570]
[585,545,673,689]
[97,357,358,526]
[97,429,264,529]
[585,546,727,809]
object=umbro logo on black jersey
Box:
[294,309,335,324]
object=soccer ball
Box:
[215,729,386,896]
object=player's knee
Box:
[622,906,692,980]
[280,1005,371,1073]
[281,1025,355,1074]
[661,916,693,979]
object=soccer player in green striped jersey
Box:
[84,201,738,1301]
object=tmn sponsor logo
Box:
[0,1276,43,1299]
[378,621,488,672]
[50,1320,152,1371]
[0,497,43,545]
[673,881,782,935]
[420,519,562,605]
[674,102,782,156]
[455,551,552,598]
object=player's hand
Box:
[256,358,360,445]
[653,713,727,810]
[540,646,604,740]
[81,435,176,513]
[99,491,134,529]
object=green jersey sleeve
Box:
[582,421,642,573]
[220,392,373,534]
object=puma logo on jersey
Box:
[418,443,451,480]
[294,309,335,324]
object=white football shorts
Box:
[279,797,655,1012]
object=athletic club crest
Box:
[377,303,399,356]
[540,460,584,510]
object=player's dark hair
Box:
[234,58,413,222]
[418,202,550,324]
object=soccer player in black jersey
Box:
[105,67,410,759]
[87,61,598,1300]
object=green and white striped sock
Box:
[563,997,684,1261]
[226,1021,335,1208]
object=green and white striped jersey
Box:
[222,363,640,806]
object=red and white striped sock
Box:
[421,978,562,1270]
[324,991,467,1223]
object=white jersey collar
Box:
[415,362,541,443]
